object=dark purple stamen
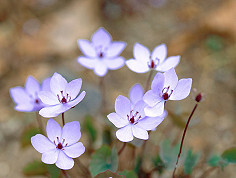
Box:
[57,143,63,149]
[162,86,173,100]
[99,52,103,58]
[35,99,39,104]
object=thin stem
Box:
[62,112,65,126]
[61,169,70,178]
[35,112,44,134]
[99,76,106,114]
[75,158,92,178]
[118,142,127,155]
[172,104,198,178]
[145,70,154,92]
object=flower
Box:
[143,68,192,117]
[10,76,51,112]
[129,83,144,107]
[31,119,85,170]
[38,72,86,118]
[107,95,165,142]
[126,43,180,73]
[77,27,126,77]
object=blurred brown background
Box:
[0,0,235,177]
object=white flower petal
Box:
[25,76,40,98]
[92,27,111,48]
[63,142,85,158]
[46,118,62,143]
[157,56,180,72]
[66,78,82,100]
[107,112,129,128]
[41,77,51,91]
[55,151,74,170]
[15,103,34,112]
[129,84,144,105]
[31,134,56,153]
[115,95,131,118]
[10,87,31,104]
[77,39,97,58]
[133,43,150,62]
[93,61,108,77]
[144,101,164,117]
[77,56,96,69]
[169,78,192,100]
[50,73,68,95]
[116,125,133,142]
[137,115,165,131]
[132,126,148,140]
[103,57,125,70]
[39,104,67,118]
[126,59,150,73]
[163,68,178,89]
[151,73,165,92]
[62,121,81,146]
[151,44,167,63]
[106,41,126,58]
[38,91,59,105]
[67,91,86,108]
[143,90,162,107]
[42,149,59,164]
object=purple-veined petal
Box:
[38,91,59,105]
[62,121,81,146]
[91,27,111,48]
[151,73,165,92]
[151,44,167,64]
[93,61,108,77]
[41,77,51,91]
[42,149,59,164]
[106,41,126,58]
[132,100,146,119]
[107,112,129,128]
[169,78,192,100]
[25,76,41,98]
[129,84,144,105]
[137,115,165,131]
[143,90,162,107]
[133,43,150,62]
[157,56,180,72]
[46,118,62,143]
[144,101,164,117]
[66,79,82,100]
[55,151,74,170]
[77,56,96,69]
[116,125,133,142]
[10,87,31,104]
[126,59,150,73]
[132,125,148,140]
[103,57,125,70]
[50,73,68,95]
[63,142,85,158]
[163,68,178,89]
[15,103,34,112]
[77,39,97,58]
[31,134,56,153]
[115,95,131,118]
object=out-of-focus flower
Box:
[129,83,144,107]
[10,76,51,112]
[77,27,126,77]
[38,73,86,118]
[143,68,192,117]
[107,95,165,142]
[31,119,85,170]
[126,43,180,73]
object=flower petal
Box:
[151,44,167,64]
[62,121,81,146]
[92,27,111,48]
[66,79,82,100]
[50,73,68,95]
[132,100,146,119]
[137,115,165,131]
[163,68,178,89]
[144,101,164,117]
[103,57,125,70]
[15,103,34,112]
[77,56,96,69]
[67,91,86,108]
[143,90,162,107]
[77,39,97,58]
[115,95,131,118]
[38,91,59,105]
[133,43,150,62]
[107,112,129,128]
[126,59,150,73]
[39,104,67,118]
[116,125,133,142]
[41,77,51,91]
[63,142,85,158]
[151,72,165,92]
[42,149,59,164]
[157,56,180,72]
[25,76,40,98]
[132,126,148,140]
[93,61,108,77]
[56,151,74,170]
[46,118,62,143]
[106,41,126,58]
[129,84,144,105]
[169,78,192,100]
[31,134,56,153]
[10,87,31,104]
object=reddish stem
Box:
[118,142,127,155]
[62,112,65,126]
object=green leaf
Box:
[84,115,97,142]
[208,155,221,167]
[89,145,118,176]
[95,170,123,178]
[46,164,60,178]
[183,149,200,175]
[23,160,47,176]
[102,128,112,145]
[119,170,138,178]
[222,148,236,164]
[152,155,165,174]
[20,126,41,148]
[206,35,224,51]
[160,139,180,170]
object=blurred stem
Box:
[99,76,106,114]
[172,103,198,178]
[62,112,65,126]
[75,158,92,178]
[145,70,154,92]
[61,169,70,178]
[35,112,44,134]
[118,142,126,156]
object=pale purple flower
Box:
[10,76,51,112]
[126,43,180,73]
[38,73,86,118]
[107,95,165,142]
[31,119,85,170]
[77,27,126,77]
[129,83,144,107]
[143,68,192,117]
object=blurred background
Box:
[0,0,235,177]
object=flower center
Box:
[147,57,160,69]
[57,91,71,104]
[161,86,173,100]
[57,143,63,149]
[99,52,103,58]
[54,137,68,150]
[35,99,40,104]
[127,110,141,124]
